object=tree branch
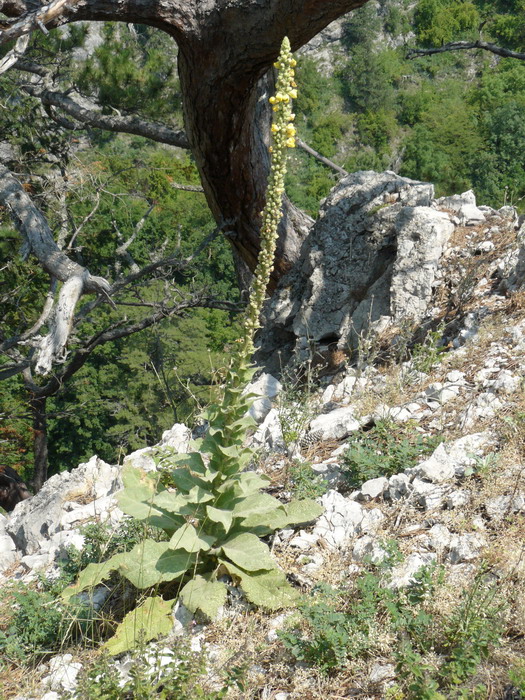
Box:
[407,40,525,61]
[18,80,190,149]
[0,164,111,373]
[296,138,348,176]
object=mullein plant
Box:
[63,38,323,654]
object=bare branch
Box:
[171,182,204,192]
[18,80,190,149]
[296,138,348,177]
[0,34,29,75]
[0,0,80,45]
[0,164,111,373]
[407,40,525,61]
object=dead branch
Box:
[0,164,111,373]
[0,0,79,45]
[407,40,525,61]
[296,138,348,176]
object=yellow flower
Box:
[269,96,276,104]
[289,89,298,99]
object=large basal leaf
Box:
[206,505,234,533]
[221,560,299,610]
[168,467,211,493]
[104,596,175,656]
[166,451,208,475]
[118,540,190,588]
[61,556,123,602]
[179,576,228,619]
[169,523,216,553]
[230,471,271,497]
[220,532,276,572]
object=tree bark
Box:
[2,0,371,285]
[29,394,48,492]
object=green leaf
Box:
[232,471,271,496]
[169,451,208,475]
[61,556,122,601]
[283,498,324,525]
[232,492,283,518]
[169,523,216,552]
[118,465,183,531]
[206,505,234,533]
[119,540,190,588]
[221,561,299,610]
[104,596,175,655]
[168,467,211,493]
[221,532,276,572]
[180,576,227,619]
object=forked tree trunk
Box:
[2,0,370,285]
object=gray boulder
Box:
[257,170,453,374]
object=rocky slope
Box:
[1,173,525,699]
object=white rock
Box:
[313,490,367,549]
[309,405,362,440]
[0,516,17,573]
[42,654,82,692]
[301,552,325,575]
[248,396,273,423]
[411,478,448,510]
[359,476,389,500]
[423,381,460,404]
[427,524,452,553]
[444,489,471,509]
[369,662,395,683]
[485,494,525,521]
[389,553,437,588]
[289,530,319,550]
[352,536,388,564]
[388,473,411,500]
[412,443,456,483]
[251,408,285,451]
[446,533,487,564]
[159,422,192,452]
[437,190,485,224]
[246,372,282,400]
[171,601,194,636]
[446,370,466,384]
[492,369,520,395]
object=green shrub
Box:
[342,420,441,488]
[0,586,69,664]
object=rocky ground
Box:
[1,180,525,699]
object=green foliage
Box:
[410,324,447,374]
[71,639,245,699]
[509,661,525,695]
[76,24,182,126]
[280,561,502,695]
[342,420,442,488]
[287,461,328,501]
[414,0,480,46]
[0,585,69,664]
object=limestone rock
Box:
[257,170,453,374]
[6,456,121,555]
[309,405,361,440]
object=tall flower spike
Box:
[238,36,297,362]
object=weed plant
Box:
[342,419,442,488]
[287,460,328,500]
[62,38,322,654]
[279,556,503,698]
[70,639,245,699]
